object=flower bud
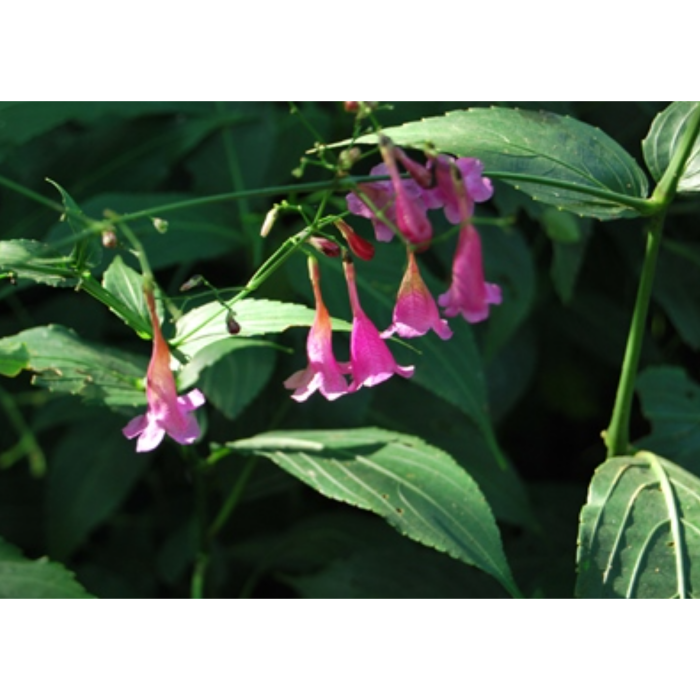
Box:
[260,206,279,238]
[308,236,341,258]
[152,217,169,233]
[334,220,375,261]
[101,230,118,248]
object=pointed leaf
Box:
[0,536,94,598]
[350,107,648,219]
[101,255,150,330]
[643,101,700,191]
[228,427,519,596]
[577,452,700,598]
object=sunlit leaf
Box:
[229,427,520,596]
[0,325,146,407]
[348,107,649,219]
[0,239,75,287]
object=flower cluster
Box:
[285,136,501,402]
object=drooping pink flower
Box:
[379,135,433,246]
[430,155,493,224]
[438,224,502,323]
[123,288,205,452]
[382,249,452,340]
[284,258,351,402]
[343,257,414,391]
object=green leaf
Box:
[228,427,520,596]
[0,535,94,598]
[576,452,700,598]
[643,101,700,191]
[0,239,76,287]
[0,325,147,407]
[173,297,351,359]
[188,339,277,421]
[101,255,149,331]
[47,415,150,559]
[351,107,649,219]
[636,366,700,475]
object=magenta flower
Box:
[343,258,414,391]
[382,249,452,340]
[438,224,502,323]
[284,258,351,402]
[431,155,494,224]
[379,136,433,246]
[123,289,205,452]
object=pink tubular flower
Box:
[379,135,433,246]
[382,249,452,340]
[438,224,502,323]
[431,155,494,224]
[284,258,351,402]
[334,220,375,261]
[343,257,414,391]
[123,288,205,452]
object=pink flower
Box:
[334,220,375,261]
[430,155,493,224]
[379,135,433,246]
[382,249,452,340]
[284,258,351,402]
[343,258,414,390]
[438,224,502,323]
[123,289,205,452]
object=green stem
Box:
[0,173,65,213]
[604,213,666,457]
[207,458,257,539]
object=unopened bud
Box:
[344,101,360,112]
[101,230,118,248]
[308,236,341,258]
[260,206,279,238]
[396,147,433,189]
[337,147,362,174]
[179,274,204,292]
[152,217,169,233]
[226,310,241,335]
[334,220,375,261]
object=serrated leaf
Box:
[349,107,648,219]
[0,325,147,407]
[228,427,519,596]
[576,452,700,598]
[643,101,700,191]
[0,239,76,287]
[0,535,94,598]
[173,297,351,359]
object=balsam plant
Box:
[0,101,698,599]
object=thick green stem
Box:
[604,213,666,457]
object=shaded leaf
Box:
[636,366,700,475]
[46,415,150,559]
[228,427,519,596]
[576,452,700,598]
[349,107,648,219]
[642,101,700,191]
[0,325,147,407]
[0,535,94,598]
